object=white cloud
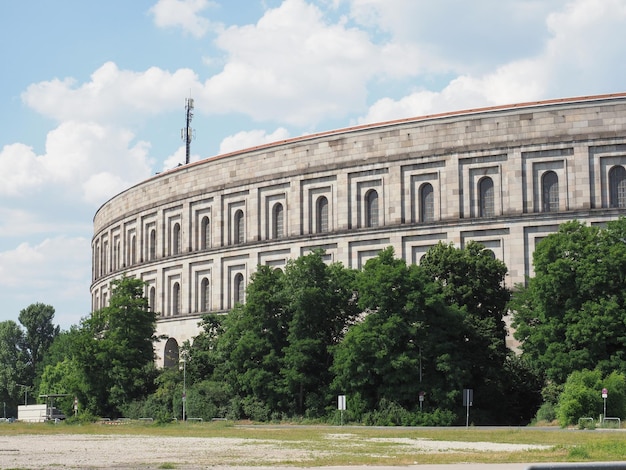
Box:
[0,207,90,238]
[0,121,153,205]
[0,237,90,290]
[357,0,626,124]
[0,236,92,327]
[344,0,563,73]
[22,62,200,124]
[200,0,422,126]
[0,143,46,196]
[149,0,216,38]
[218,127,291,155]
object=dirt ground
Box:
[0,433,548,470]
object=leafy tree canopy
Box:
[512,219,626,383]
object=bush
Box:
[535,402,556,423]
[556,369,626,427]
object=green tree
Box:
[512,219,626,383]
[420,241,510,361]
[420,241,515,422]
[18,303,60,387]
[38,357,87,417]
[51,276,161,417]
[280,252,359,415]
[214,265,287,413]
[209,251,358,418]
[0,321,28,417]
[331,248,470,415]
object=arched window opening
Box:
[273,203,284,239]
[542,171,559,212]
[316,196,329,233]
[149,229,156,260]
[234,273,244,305]
[200,277,210,312]
[201,216,210,249]
[172,223,181,255]
[234,210,244,244]
[479,177,495,217]
[163,338,179,368]
[130,235,136,265]
[149,286,156,313]
[609,165,626,208]
[365,189,379,228]
[113,242,118,271]
[172,282,180,316]
[94,243,100,279]
[102,241,108,275]
[420,183,434,222]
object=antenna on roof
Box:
[181,96,195,164]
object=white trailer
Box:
[17,404,48,423]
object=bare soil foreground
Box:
[0,431,549,470]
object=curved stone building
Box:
[92,93,626,366]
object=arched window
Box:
[94,243,100,279]
[130,235,136,265]
[609,165,626,208]
[479,177,494,217]
[113,241,118,271]
[102,241,108,275]
[234,273,244,305]
[172,282,180,315]
[200,277,210,312]
[365,189,379,228]
[542,171,559,212]
[201,216,210,249]
[163,338,179,368]
[234,210,244,244]
[316,196,329,233]
[149,286,156,313]
[149,229,156,260]
[420,183,434,222]
[172,223,181,255]
[272,203,284,239]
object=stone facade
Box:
[92,93,626,367]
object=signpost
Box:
[338,395,346,426]
[463,389,473,428]
[602,388,608,423]
[419,391,425,411]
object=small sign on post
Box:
[602,388,608,422]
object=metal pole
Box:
[419,347,422,384]
[182,356,186,422]
[466,390,470,428]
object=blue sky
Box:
[2,0,626,330]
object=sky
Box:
[2,0,626,330]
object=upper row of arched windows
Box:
[94,166,626,279]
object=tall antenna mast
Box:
[181,97,195,164]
